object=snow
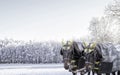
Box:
[0,64,73,75]
[0,64,93,75]
[0,68,73,75]
[0,64,63,69]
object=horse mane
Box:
[72,41,85,58]
[94,43,103,61]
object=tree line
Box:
[0,39,62,63]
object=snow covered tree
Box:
[88,0,120,44]
[105,0,120,19]
[105,0,120,43]
[89,16,116,43]
[0,39,62,63]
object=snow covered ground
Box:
[0,64,73,75]
[0,64,93,75]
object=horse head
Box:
[60,40,74,70]
[60,40,86,73]
[83,42,103,72]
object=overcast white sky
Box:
[0,0,113,41]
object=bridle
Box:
[84,43,97,72]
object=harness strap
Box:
[95,61,100,64]
[71,60,76,63]
[94,67,99,70]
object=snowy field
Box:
[0,64,74,75]
[0,64,94,75]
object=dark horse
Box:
[60,41,86,75]
[83,42,120,75]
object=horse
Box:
[60,40,86,75]
[83,42,120,75]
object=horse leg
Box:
[96,72,102,75]
[118,71,120,75]
[87,71,95,75]
[106,73,110,75]
[88,71,90,75]
[80,71,86,75]
[112,71,116,75]
[72,72,77,75]
[80,72,84,75]
[92,71,95,75]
